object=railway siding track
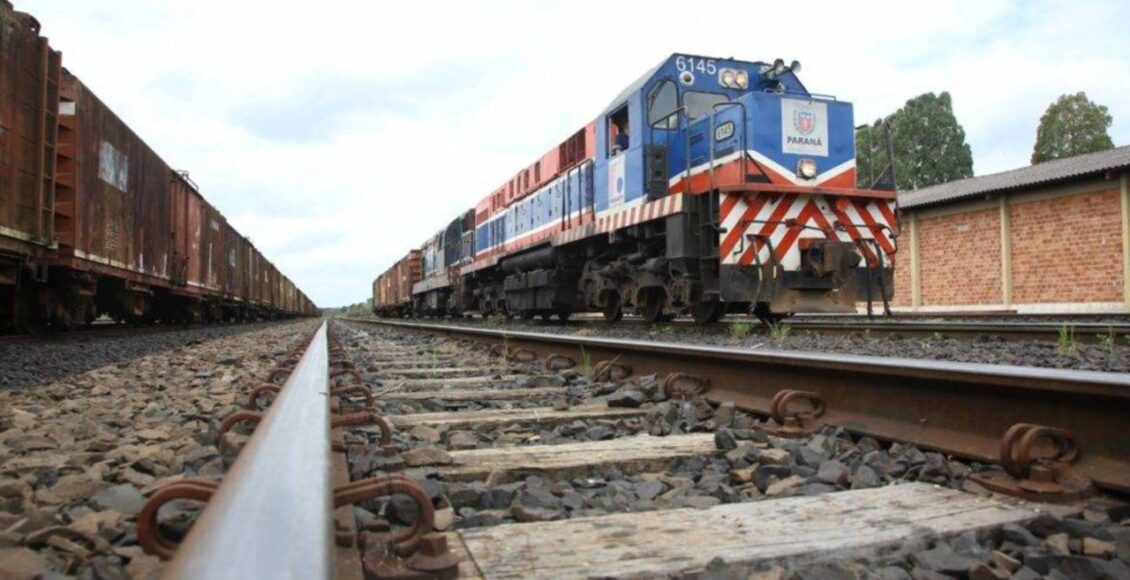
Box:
[333,320,1127,578]
[347,318,1130,495]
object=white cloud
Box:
[25,0,1130,306]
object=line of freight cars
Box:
[0,2,316,332]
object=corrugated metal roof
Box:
[898,145,1130,209]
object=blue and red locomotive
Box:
[373,53,898,323]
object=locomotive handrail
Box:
[162,321,332,580]
[706,100,748,233]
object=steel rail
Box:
[347,318,1130,494]
[163,321,332,580]
[350,315,1130,344]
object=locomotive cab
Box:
[587,53,898,322]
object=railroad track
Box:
[134,317,1130,578]
[346,318,1128,493]
[353,313,1130,344]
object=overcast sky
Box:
[27,0,1130,307]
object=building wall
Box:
[1010,188,1123,304]
[892,173,1128,313]
[919,207,1002,306]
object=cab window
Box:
[647,80,678,129]
[685,91,728,121]
[607,105,629,158]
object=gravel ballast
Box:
[0,319,320,579]
[0,322,297,391]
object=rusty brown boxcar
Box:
[52,69,178,323]
[0,2,60,329]
[1,2,315,330]
[372,250,422,317]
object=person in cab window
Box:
[614,121,630,155]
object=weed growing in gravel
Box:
[486,314,506,327]
[729,321,753,339]
[1099,326,1116,355]
[657,325,675,336]
[579,345,593,381]
[1057,325,1077,355]
[767,322,791,343]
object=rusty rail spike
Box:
[332,411,393,445]
[592,360,632,381]
[544,353,576,371]
[245,383,282,410]
[330,359,357,370]
[331,367,364,385]
[662,372,710,400]
[765,389,826,438]
[267,366,295,383]
[969,423,1095,502]
[335,475,460,579]
[217,410,263,439]
[332,384,375,410]
[137,478,220,559]
[334,475,436,556]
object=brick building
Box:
[892,146,1130,313]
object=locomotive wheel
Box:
[558,308,572,322]
[691,299,725,325]
[522,311,536,321]
[602,292,623,323]
[641,289,667,324]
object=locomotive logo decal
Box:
[608,154,626,208]
[794,110,816,134]
[782,99,829,157]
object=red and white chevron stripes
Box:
[719,192,898,268]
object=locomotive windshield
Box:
[684,91,728,120]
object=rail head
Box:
[163,321,332,580]
[349,318,1130,399]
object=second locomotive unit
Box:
[374,54,898,323]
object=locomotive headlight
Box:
[735,70,749,89]
[720,69,735,88]
[797,159,817,179]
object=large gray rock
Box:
[911,545,982,575]
[89,484,145,516]
[606,389,646,408]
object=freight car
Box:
[377,53,899,323]
[0,2,316,332]
[372,250,421,317]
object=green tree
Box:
[1031,92,1114,163]
[856,92,974,190]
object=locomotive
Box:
[373,53,898,323]
[0,2,316,332]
